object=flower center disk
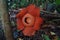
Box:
[25,17,31,24]
[22,14,35,27]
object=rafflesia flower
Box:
[16,4,43,36]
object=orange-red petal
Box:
[29,7,40,17]
[16,8,27,18]
[33,17,43,30]
[22,27,35,36]
[17,19,24,30]
[27,4,35,12]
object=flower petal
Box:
[22,27,35,36]
[27,4,35,12]
[33,17,43,30]
[29,7,40,17]
[16,8,27,18]
[16,19,24,30]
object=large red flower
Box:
[16,4,43,36]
